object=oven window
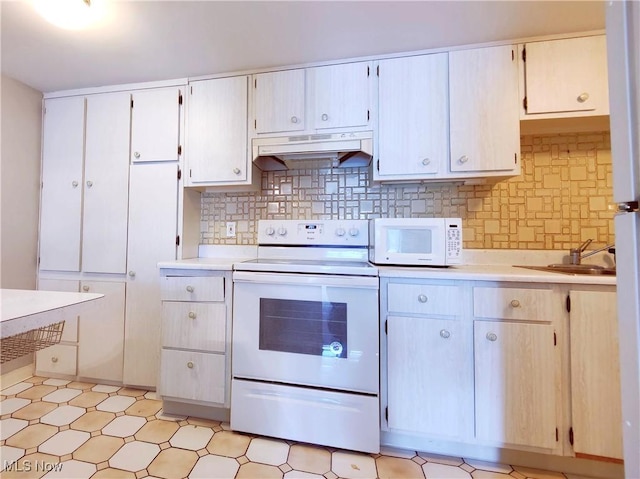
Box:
[259,298,347,358]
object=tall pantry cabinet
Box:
[37,84,184,389]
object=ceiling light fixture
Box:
[33,0,107,30]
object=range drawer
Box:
[161,276,224,302]
[162,302,226,352]
[159,349,225,404]
[473,286,553,322]
[35,344,77,376]
[388,283,461,316]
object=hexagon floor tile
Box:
[0,378,594,479]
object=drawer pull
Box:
[418,294,428,303]
[187,361,194,369]
[440,329,451,339]
[188,311,197,319]
[186,285,194,293]
[577,92,589,103]
[51,356,59,363]
[510,299,521,308]
[486,332,498,342]
[82,285,90,292]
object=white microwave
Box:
[369,218,463,266]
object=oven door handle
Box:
[232,271,379,288]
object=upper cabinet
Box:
[519,35,609,119]
[253,62,373,136]
[449,45,521,175]
[376,53,449,179]
[130,87,183,163]
[185,76,253,187]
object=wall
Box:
[201,131,614,250]
[1,75,43,289]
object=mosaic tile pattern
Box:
[1,377,586,478]
[201,132,613,251]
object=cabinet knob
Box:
[134,151,141,159]
[321,113,329,121]
[486,332,498,342]
[422,158,431,166]
[86,180,93,188]
[186,285,194,293]
[291,116,299,124]
[458,155,469,164]
[51,356,58,363]
[82,285,90,292]
[72,180,79,188]
[510,299,521,308]
[418,294,428,303]
[577,92,590,103]
[128,271,136,277]
[233,168,241,175]
[440,329,451,339]
[187,361,194,369]
[188,311,197,319]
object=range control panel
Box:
[257,220,369,246]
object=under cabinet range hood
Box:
[252,131,373,171]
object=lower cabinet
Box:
[381,276,621,463]
[157,269,231,416]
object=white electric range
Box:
[231,219,380,453]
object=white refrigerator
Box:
[606,1,640,477]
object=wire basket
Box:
[1,321,65,364]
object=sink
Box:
[514,264,617,276]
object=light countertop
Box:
[1,289,104,338]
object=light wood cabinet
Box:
[131,87,182,163]
[449,45,520,175]
[158,270,231,413]
[568,289,623,460]
[376,53,449,179]
[77,281,125,382]
[185,76,252,186]
[253,62,372,136]
[520,35,609,118]
[123,162,179,388]
[474,320,557,449]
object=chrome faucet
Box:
[569,239,615,265]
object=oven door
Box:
[232,271,379,394]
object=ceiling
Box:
[1,1,606,94]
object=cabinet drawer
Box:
[161,276,224,302]
[35,344,77,376]
[473,287,552,322]
[388,283,461,316]
[162,302,226,352]
[159,349,225,404]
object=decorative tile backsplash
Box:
[201,131,614,250]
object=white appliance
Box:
[607,2,640,477]
[252,131,373,171]
[369,217,463,266]
[231,219,380,453]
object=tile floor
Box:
[1,377,587,479]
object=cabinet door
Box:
[474,320,557,449]
[524,36,608,114]
[450,45,520,173]
[569,290,623,460]
[387,315,472,439]
[254,69,305,134]
[131,87,182,163]
[187,76,250,184]
[82,92,131,274]
[39,96,85,272]
[77,281,125,382]
[123,162,178,388]
[37,278,80,342]
[311,62,371,130]
[377,54,448,177]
